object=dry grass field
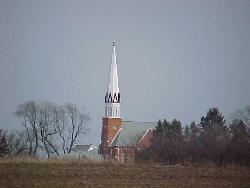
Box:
[0,159,250,188]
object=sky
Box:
[0,0,250,145]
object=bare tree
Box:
[64,103,90,153]
[232,105,250,128]
[15,130,31,155]
[37,102,59,158]
[53,105,67,154]
[15,101,90,158]
[15,101,39,155]
[50,103,90,154]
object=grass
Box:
[0,158,250,188]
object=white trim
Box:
[110,128,122,144]
[104,103,121,118]
[88,145,97,151]
[138,128,153,145]
[103,117,123,119]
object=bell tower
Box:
[100,41,122,157]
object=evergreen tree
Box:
[187,121,202,162]
[0,129,9,157]
[136,108,250,166]
[152,119,184,163]
[229,119,250,165]
[184,125,190,141]
[199,108,229,164]
[190,121,200,137]
[230,119,249,140]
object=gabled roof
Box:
[82,148,104,161]
[111,121,157,147]
[73,144,96,152]
[62,147,104,161]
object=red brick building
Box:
[99,42,156,162]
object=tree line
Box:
[0,101,90,158]
[136,107,250,166]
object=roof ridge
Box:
[122,121,157,123]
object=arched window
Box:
[108,93,112,102]
[118,93,120,103]
[108,106,111,116]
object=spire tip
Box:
[113,41,115,46]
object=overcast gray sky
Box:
[0,0,250,145]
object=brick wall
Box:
[100,118,122,156]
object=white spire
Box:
[107,41,119,94]
[104,41,121,118]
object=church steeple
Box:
[100,42,122,158]
[104,41,121,117]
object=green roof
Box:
[111,121,157,147]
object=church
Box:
[99,42,157,162]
